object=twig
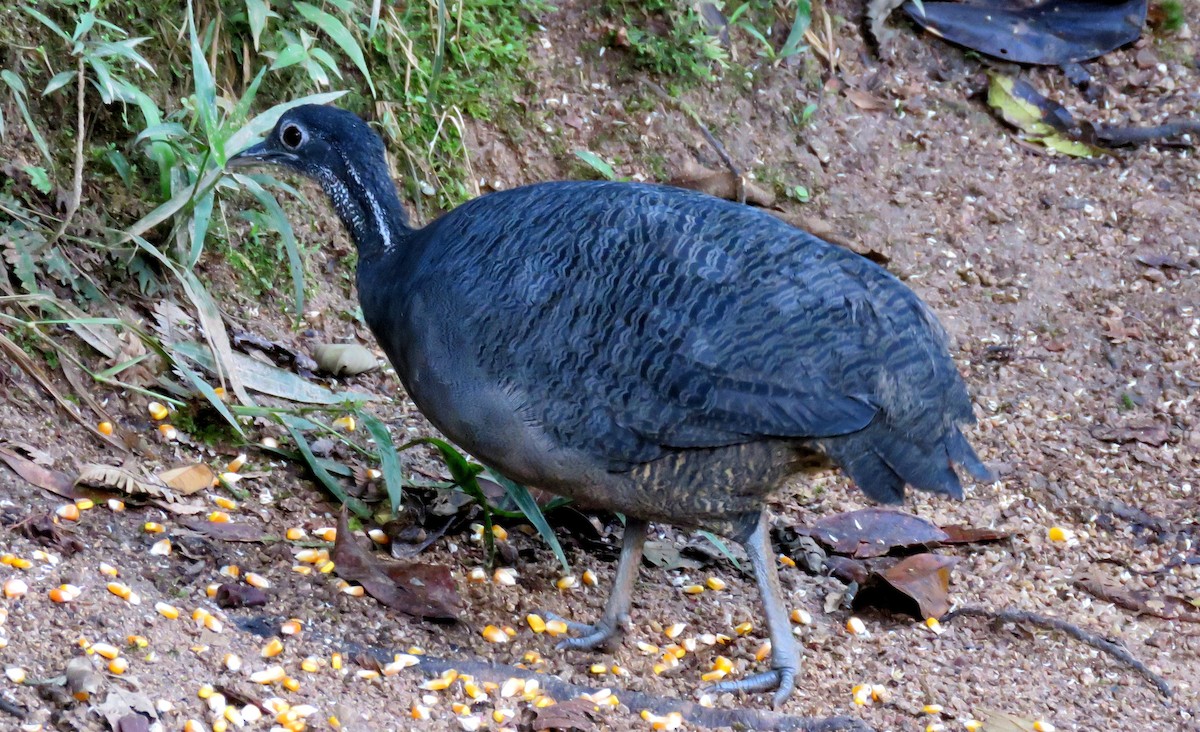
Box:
[49,58,86,246]
[943,605,1172,698]
[643,80,746,204]
[236,617,877,731]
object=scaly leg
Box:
[705,511,799,707]
[550,516,649,650]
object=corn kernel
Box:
[143,522,165,534]
[420,676,452,691]
[589,663,607,675]
[8,557,32,570]
[682,584,705,595]
[107,499,125,512]
[356,669,380,680]
[250,666,285,684]
[224,653,242,672]
[923,704,944,714]
[98,421,115,435]
[226,454,247,473]
[281,619,302,636]
[212,496,238,511]
[108,657,129,674]
[106,582,132,600]
[1048,526,1070,542]
[556,575,577,590]
[5,667,26,683]
[500,677,524,698]
[755,641,772,662]
[183,720,206,732]
[871,684,889,702]
[464,681,487,700]
[544,619,568,637]
[411,705,431,720]
[314,527,337,541]
[778,554,796,567]
[963,721,983,732]
[926,725,946,732]
[846,617,867,635]
[534,695,555,708]
[3,579,27,598]
[332,415,356,432]
[925,616,944,634]
[341,585,365,597]
[712,656,734,674]
[852,684,872,706]
[49,584,81,603]
[56,503,81,521]
[282,676,301,692]
[286,528,306,541]
[149,539,172,556]
[705,577,727,591]
[482,625,509,643]
[664,623,686,640]
[155,602,180,619]
[1033,723,1056,732]
[158,424,178,440]
[526,614,547,633]
[700,669,726,682]
[368,528,389,544]
[245,572,270,589]
[790,608,813,625]
[493,567,517,586]
[331,653,343,670]
[384,654,420,675]
[219,565,239,579]
[148,402,169,420]
[734,621,753,635]
[208,511,231,523]
[92,642,120,659]
[261,638,284,658]
[260,437,279,449]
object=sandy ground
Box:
[1,2,1198,731]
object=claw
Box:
[704,666,798,708]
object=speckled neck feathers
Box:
[318,148,412,263]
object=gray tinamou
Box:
[228,105,990,706]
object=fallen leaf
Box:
[65,655,103,700]
[939,524,1012,544]
[1075,569,1200,623]
[157,464,215,495]
[0,446,84,499]
[214,583,269,608]
[979,708,1039,731]
[1090,421,1169,447]
[530,697,597,731]
[77,463,173,499]
[643,540,703,571]
[90,689,158,732]
[800,509,950,558]
[853,553,957,619]
[845,87,888,111]
[17,514,84,555]
[180,518,269,542]
[313,343,378,376]
[331,508,461,619]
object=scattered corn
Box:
[91,642,121,659]
[261,638,284,658]
[754,642,772,662]
[1033,723,1056,732]
[107,499,125,512]
[158,424,178,440]
[56,504,81,521]
[286,528,306,541]
[314,527,337,542]
[581,569,598,587]
[482,625,509,643]
[282,677,301,692]
[108,657,129,674]
[852,684,872,706]
[712,656,734,674]
[208,511,231,523]
[356,669,381,680]
[1048,527,1070,542]
[411,705,431,720]
[544,619,568,637]
[332,416,356,432]
[212,496,238,511]
[368,528,389,544]
[734,621,753,636]
[636,641,660,655]
[149,539,172,556]
[491,525,509,541]
[589,663,607,675]
[700,669,726,682]
[226,454,247,473]
[846,617,867,635]
[155,602,180,619]
[500,678,525,698]
[384,654,420,675]
[261,437,279,449]
[925,617,944,634]
[493,568,517,586]
[923,704,944,714]
[300,657,320,673]
[98,421,115,435]
[963,721,983,732]
[778,554,796,567]
[224,653,242,672]
[526,614,547,633]
[4,579,29,598]
[219,565,239,579]
[280,619,302,636]
[871,684,889,702]
[641,710,684,731]
[245,572,270,589]
[7,557,32,570]
[331,652,343,670]
[143,522,165,534]
[250,665,286,684]
[106,582,133,601]
[5,667,26,683]
[99,562,118,577]
[556,575,577,590]
[49,584,82,603]
[205,584,220,597]
[682,584,705,595]
[664,623,686,640]
[926,725,946,732]
[705,577,727,591]
[148,402,169,420]
[183,720,206,732]
[341,585,365,597]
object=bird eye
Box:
[281,124,304,149]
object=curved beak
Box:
[226,141,283,170]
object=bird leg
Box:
[550,516,648,651]
[704,511,799,707]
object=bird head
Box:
[227,104,409,257]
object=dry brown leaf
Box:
[0,445,83,499]
[1075,569,1200,623]
[180,517,268,542]
[854,553,957,620]
[157,463,215,495]
[979,709,1039,731]
[845,87,889,111]
[530,697,597,730]
[801,509,950,558]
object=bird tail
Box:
[819,419,993,504]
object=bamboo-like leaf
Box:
[187,1,218,145]
[282,419,372,518]
[360,412,405,512]
[22,7,72,44]
[573,150,616,181]
[486,469,570,574]
[245,0,270,51]
[232,174,304,313]
[172,347,245,438]
[171,340,375,405]
[0,70,52,168]
[295,2,376,96]
[42,70,75,96]
[187,189,214,267]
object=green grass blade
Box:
[0,70,53,169]
[282,418,372,518]
[573,150,616,180]
[173,354,246,437]
[295,2,375,96]
[233,174,304,313]
[486,469,570,574]
[779,1,812,59]
[698,530,742,571]
[187,1,218,144]
[186,189,214,268]
[360,411,405,513]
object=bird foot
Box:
[543,611,627,651]
[703,666,798,708]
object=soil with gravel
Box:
[1,2,1198,731]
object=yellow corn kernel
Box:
[925,617,945,634]
[245,572,270,589]
[98,562,118,577]
[491,525,509,541]
[482,625,509,643]
[367,528,389,544]
[846,617,867,635]
[127,635,149,648]
[155,602,180,619]
[544,619,568,637]
[356,669,380,680]
[664,644,686,660]
[91,642,120,659]
[420,676,452,691]
[286,527,306,541]
[870,684,888,702]
[331,653,343,670]
[314,527,337,542]
[220,565,239,579]
[713,655,734,674]
[291,565,312,575]
[107,499,125,512]
[778,554,796,567]
[534,695,556,708]
[365,468,383,481]
[97,421,115,435]
[283,676,301,692]
[384,654,420,675]
[926,725,946,732]
[183,720,206,732]
[755,641,772,662]
[149,539,171,556]
[261,638,284,658]
[556,575,577,590]
[493,708,516,723]
[332,415,356,432]
[581,569,598,586]
[705,577,727,591]
[143,522,165,534]
[223,653,242,672]
[56,503,81,521]
[522,651,543,664]
[411,705,431,720]
[280,619,302,636]
[250,665,286,684]
[526,614,547,633]
[664,623,686,640]
[212,496,238,511]
[341,585,365,597]
[923,704,944,714]
[147,402,169,420]
[700,669,726,682]
[852,684,872,706]
[5,667,27,683]
[588,663,607,675]
[1033,723,1056,732]
[106,582,132,600]
[297,656,319,672]
[8,557,32,570]
[963,721,983,732]
[1048,526,1070,542]
[500,677,524,698]
[464,681,486,700]
[158,424,178,440]
[791,608,812,625]
[208,511,231,524]
[682,584,705,595]
[226,454,247,473]
[734,621,753,635]
[260,436,278,449]
[49,584,81,603]
[205,584,219,597]
[108,657,129,674]
[493,567,517,586]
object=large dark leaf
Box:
[904,0,1147,64]
[801,509,949,558]
[854,553,957,619]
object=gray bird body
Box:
[228,105,989,705]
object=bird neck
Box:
[320,155,413,263]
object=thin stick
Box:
[944,605,1172,698]
[49,58,86,246]
[643,79,746,204]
